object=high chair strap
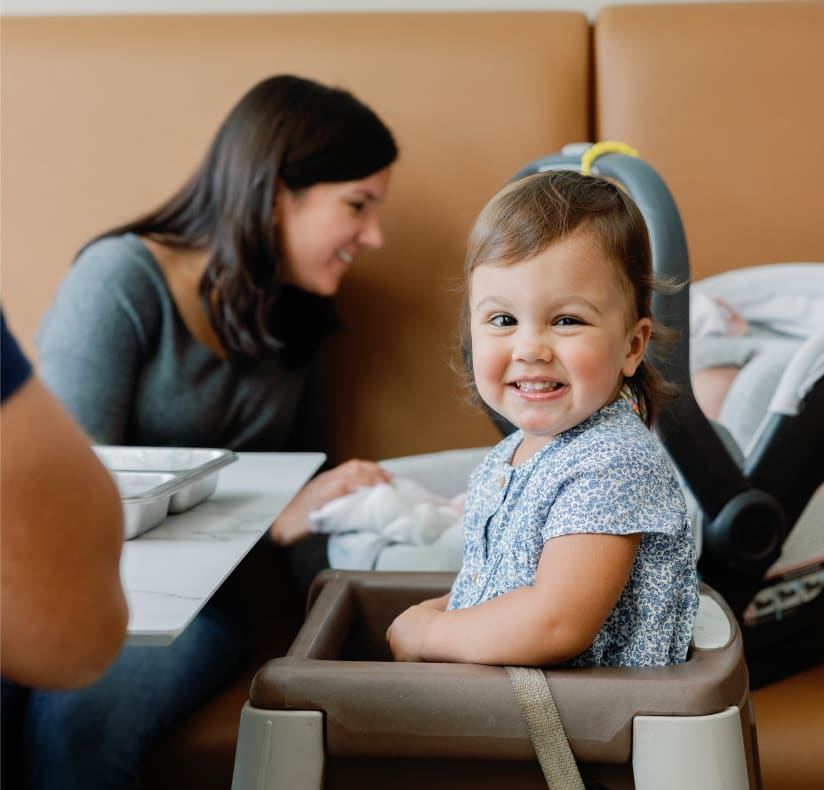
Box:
[506,666,586,790]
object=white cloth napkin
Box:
[310,477,464,546]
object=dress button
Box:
[472,572,480,584]
[498,475,506,489]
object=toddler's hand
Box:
[386,604,440,662]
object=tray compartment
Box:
[96,446,238,535]
[112,470,180,539]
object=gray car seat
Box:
[507,145,823,688]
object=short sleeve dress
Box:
[448,397,699,667]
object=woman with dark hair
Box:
[27,74,398,789]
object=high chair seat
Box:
[231,570,760,790]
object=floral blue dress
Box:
[448,397,699,667]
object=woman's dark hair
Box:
[462,170,677,427]
[89,74,398,360]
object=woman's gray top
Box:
[37,234,327,451]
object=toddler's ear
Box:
[623,318,652,377]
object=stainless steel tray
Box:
[95,446,239,539]
[112,471,180,539]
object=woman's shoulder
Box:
[41,234,171,346]
[73,234,163,285]
[62,233,171,316]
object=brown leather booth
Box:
[1,10,589,462]
[2,3,822,788]
[593,1,824,280]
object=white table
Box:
[121,451,325,646]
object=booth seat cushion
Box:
[751,661,824,790]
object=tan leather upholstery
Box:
[751,661,824,790]
[594,1,824,281]
[0,11,590,461]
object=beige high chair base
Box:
[231,571,760,790]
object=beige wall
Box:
[593,1,824,278]
[0,0,790,17]
[3,3,822,461]
[1,12,589,460]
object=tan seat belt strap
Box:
[506,665,586,790]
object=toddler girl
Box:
[387,170,699,668]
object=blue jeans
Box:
[2,678,31,787]
[20,604,246,790]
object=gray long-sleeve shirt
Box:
[37,234,327,452]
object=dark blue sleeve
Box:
[1,308,33,403]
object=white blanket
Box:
[691,263,824,339]
[310,478,465,570]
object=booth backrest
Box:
[594,1,824,280]
[2,4,822,464]
[0,12,589,461]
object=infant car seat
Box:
[509,144,823,688]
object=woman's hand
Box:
[269,459,391,545]
[386,603,442,662]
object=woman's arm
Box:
[387,532,640,665]
[1,376,129,689]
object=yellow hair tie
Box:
[580,140,640,176]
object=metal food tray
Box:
[95,446,238,539]
[111,470,181,540]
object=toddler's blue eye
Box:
[490,314,516,327]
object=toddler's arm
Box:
[419,593,450,610]
[386,532,640,665]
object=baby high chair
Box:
[232,570,759,790]
[229,147,772,789]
